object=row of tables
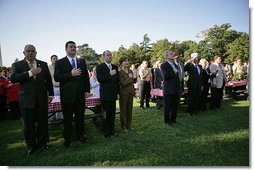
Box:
[48,79,248,123]
[150,80,248,98]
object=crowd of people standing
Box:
[0,41,248,156]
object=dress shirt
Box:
[167,61,177,73]
[67,56,77,69]
[105,62,112,70]
[195,64,200,75]
[26,59,37,78]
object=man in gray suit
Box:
[10,44,54,155]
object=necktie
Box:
[170,62,177,73]
[177,64,182,80]
[195,64,200,75]
[108,64,112,70]
[71,58,75,69]
[29,62,36,79]
[29,62,34,69]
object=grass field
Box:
[0,98,249,166]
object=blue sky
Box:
[0,0,249,67]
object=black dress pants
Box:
[139,81,151,107]
[20,102,48,148]
[62,101,85,143]
[101,101,116,137]
[187,87,201,114]
[163,94,179,123]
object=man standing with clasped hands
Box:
[54,41,90,147]
[10,44,54,155]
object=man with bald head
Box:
[96,50,120,138]
[10,44,54,155]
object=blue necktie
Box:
[71,58,75,69]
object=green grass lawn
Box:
[0,98,249,166]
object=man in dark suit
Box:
[10,44,54,155]
[160,51,180,124]
[96,50,120,138]
[54,41,90,147]
[184,53,203,115]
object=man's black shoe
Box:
[140,107,145,109]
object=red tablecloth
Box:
[225,80,248,88]
[48,96,101,113]
[151,87,188,97]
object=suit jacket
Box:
[175,61,185,93]
[119,69,135,95]
[184,62,203,89]
[96,63,120,101]
[154,68,163,89]
[210,63,226,89]
[160,61,180,95]
[10,59,54,109]
[54,57,90,104]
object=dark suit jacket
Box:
[96,63,120,101]
[154,68,163,89]
[160,61,180,95]
[184,62,203,89]
[10,59,54,109]
[54,57,90,104]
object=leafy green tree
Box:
[183,41,199,62]
[177,40,195,62]
[112,34,152,67]
[198,23,243,62]
[150,38,173,63]
[225,33,249,64]
[77,43,100,70]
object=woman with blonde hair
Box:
[90,67,100,97]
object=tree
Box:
[198,23,242,62]
[77,43,100,70]
[225,33,249,64]
[183,41,199,62]
[112,34,152,67]
[150,38,173,63]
